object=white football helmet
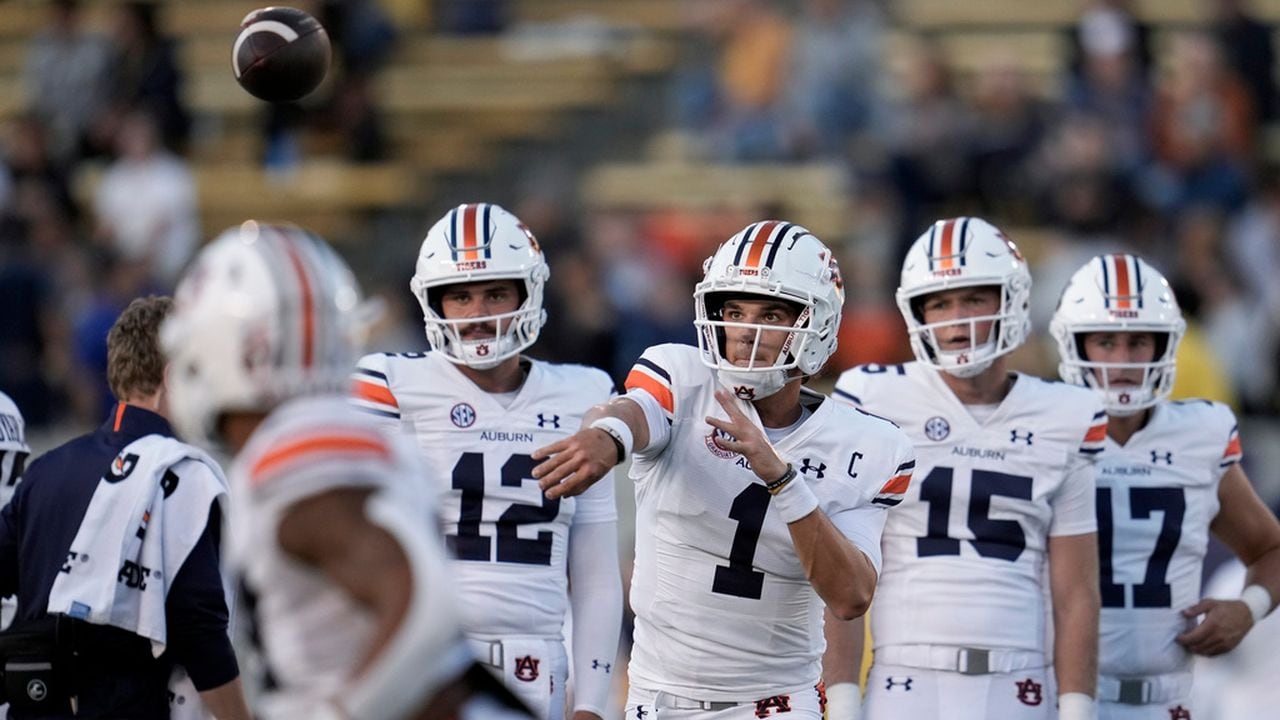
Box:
[694,220,844,400]
[409,203,549,369]
[0,391,29,500]
[897,217,1032,378]
[1050,253,1185,416]
[162,222,368,447]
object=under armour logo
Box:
[800,459,826,478]
[1169,706,1191,720]
[1015,678,1043,706]
[1151,450,1173,464]
[885,676,913,691]
[1010,430,1034,445]
[537,413,560,428]
[591,659,611,673]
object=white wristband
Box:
[1058,692,1096,720]
[1241,584,1273,624]
[825,682,861,720]
[589,416,633,464]
[772,475,819,523]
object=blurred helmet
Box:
[1050,253,1185,416]
[694,220,845,400]
[409,203,549,369]
[897,217,1032,378]
[162,222,367,447]
[0,391,29,502]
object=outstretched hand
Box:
[704,388,787,483]
[1176,598,1254,656]
[533,427,618,500]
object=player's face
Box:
[438,279,521,340]
[918,286,1001,351]
[1081,331,1157,385]
[721,298,799,367]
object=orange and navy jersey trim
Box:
[448,203,496,263]
[731,220,795,271]
[925,218,970,272]
[624,358,674,419]
[872,459,914,507]
[249,428,391,489]
[1220,424,1243,468]
[350,367,400,419]
[1079,410,1108,455]
[1098,254,1143,310]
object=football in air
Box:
[232,7,331,102]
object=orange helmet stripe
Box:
[279,235,316,369]
[744,220,780,268]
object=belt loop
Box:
[490,640,503,669]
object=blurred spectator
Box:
[319,0,396,161]
[1172,206,1273,410]
[783,0,887,157]
[92,109,198,288]
[1226,166,1280,326]
[103,1,191,154]
[969,53,1055,217]
[1210,0,1277,122]
[1145,32,1254,213]
[1067,0,1153,82]
[879,37,976,256]
[1063,3,1151,170]
[22,0,112,164]
[435,0,507,35]
[72,251,156,423]
[2,113,77,224]
[1031,114,1134,236]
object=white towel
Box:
[47,434,228,658]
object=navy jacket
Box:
[0,403,238,719]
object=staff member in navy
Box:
[0,297,251,719]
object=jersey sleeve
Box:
[1049,453,1098,536]
[244,420,398,512]
[1216,405,1243,471]
[1078,408,1108,457]
[350,353,402,428]
[832,367,869,407]
[624,345,684,458]
[827,421,916,574]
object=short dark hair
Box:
[107,296,173,401]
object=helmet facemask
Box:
[899,280,1029,379]
[413,275,547,370]
[1060,330,1180,416]
[695,290,820,400]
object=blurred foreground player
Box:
[353,203,621,720]
[1051,254,1280,720]
[162,222,531,720]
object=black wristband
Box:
[600,429,625,464]
[765,463,797,495]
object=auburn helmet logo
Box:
[513,655,539,682]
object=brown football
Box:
[232,7,331,102]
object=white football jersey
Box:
[1095,399,1241,676]
[229,395,469,715]
[834,363,1105,654]
[625,344,916,700]
[352,351,617,641]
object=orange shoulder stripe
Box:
[1084,423,1107,443]
[251,433,390,486]
[352,379,398,408]
[625,369,674,414]
[878,473,911,496]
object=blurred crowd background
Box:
[2,0,1279,526]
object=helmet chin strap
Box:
[716,367,791,401]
